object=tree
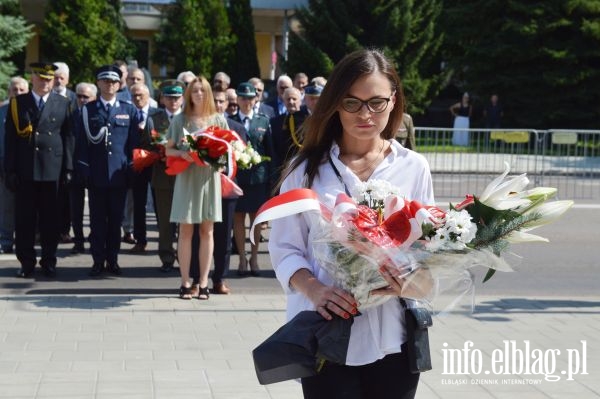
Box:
[283,0,447,115]
[0,0,33,99]
[227,0,260,85]
[154,0,236,79]
[442,0,600,128]
[40,0,132,84]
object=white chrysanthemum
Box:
[251,153,262,164]
[351,181,369,200]
[232,141,245,151]
[239,153,252,165]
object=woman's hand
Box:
[179,150,194,162]
[290,269,358,321]
[372,264,434,300]
[371,264,405,296]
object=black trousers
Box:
[15,180,60,272]
[88,186,127,265]
[301,347,420,399]
[190,197,236,285]
[132,168,152,246]
[57,180,71,236]
[69,184,86,246]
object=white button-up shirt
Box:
[268,140,434,365]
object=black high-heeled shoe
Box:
[197,286,210,300]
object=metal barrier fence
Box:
[414,128,600,201]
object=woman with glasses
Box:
[269,49,434,398]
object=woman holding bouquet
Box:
[165,77,228,300]
[269,49,434,398]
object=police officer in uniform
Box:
[76,65,139,276]
[4,62,73,278]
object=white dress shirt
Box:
[268,140,435,366]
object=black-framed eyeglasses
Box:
[341,95,393,113]
[77,94,90,99]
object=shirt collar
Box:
[31,91,50,104]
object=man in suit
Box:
[270,87,309,184]
[128,83,155,253]
[4,62,73,278]
[249,77,275,119]
[0,76,29,255]
[69,82,97,254]
[53,62,78,245]
[77,65,139,276]
[265,75,293,117]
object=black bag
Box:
[400,298,433,373]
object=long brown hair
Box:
[183,76,217,118]
[281,49,405,190]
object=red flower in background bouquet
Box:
[165,126,269,197]
[132,128,168,172]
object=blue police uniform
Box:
[77,98,139,275]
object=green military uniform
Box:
[138,80,183,269]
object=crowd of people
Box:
[0,60,327,296]
[2,50,434,398]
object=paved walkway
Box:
[0,293,598,399]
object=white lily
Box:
[479,162,531,210]
[506,230,549,243]
[519,200,575,230]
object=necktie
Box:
[106,103,111,113]
[137,109,144,123]
[38,97,45,111]
[243,117,250,131]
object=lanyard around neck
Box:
[328,155,352,197]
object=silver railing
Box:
[414,128,600,201]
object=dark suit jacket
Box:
[229,113,274,186]
[270,108,309,180]
[76,99,139,188]
[256,102,275,119]
[265,97,286,117]
[4,92,73,182]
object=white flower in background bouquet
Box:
[231,140,270,170]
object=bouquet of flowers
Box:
[132,128,168,172]
[250,163,573,385]
[165,125,269,175]
[252,163,573,311]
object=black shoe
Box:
[16,268,33,278]
[122,233,136,244]
[89,263,104,277]
[159,263,174,273]
[42,265,56,278]
[70,244,85,254]
[107,263,122,275]
[130,243,146,253]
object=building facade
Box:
[19,0,307,80]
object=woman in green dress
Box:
[165,77,228,300]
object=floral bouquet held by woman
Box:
[253,162,573,312]
[163,125,269,196]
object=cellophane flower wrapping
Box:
[307,166,573,313]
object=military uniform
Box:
[229,111,274,211]
[77,98,139,274]
[4,82,73,277]
[270,108,309,182]
[139,107,177,267]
